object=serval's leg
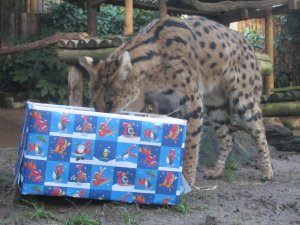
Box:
[203,95,233,178]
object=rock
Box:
[264,124,300,152]
[265,124,293,138]
[199,125,259,166]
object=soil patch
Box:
[0,108,299,225]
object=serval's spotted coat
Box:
[79,16,273,185]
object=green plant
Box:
[223,160,237,183]
[242,27,265,51]
[63,199,101,225]
[0,2,157,105]
[41,1,88,35]
[0,47,68,104]
[273,13,300,88]
[64,215,101,225]
[174,197,190,215]
[19,198,58,221]
[117,205,141,225]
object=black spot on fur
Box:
[203,26,209,34]
[210,62,217,69]
[166,36,187,47]
[210,42,216,50]
[179,96,189,105]
[196,31,202,36]
[233,98,239,104]
[193,21,201,27]
[172,68,184,80]
[131,50,160,64]
[191,126,202,137]
[162,89,174,95]
[200,41,205,48]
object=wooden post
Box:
[68,66,84,106]
[159,0,168,18]
[264,9,274,95]
[87,0,98,36]
[124,0,133,35]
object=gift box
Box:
[14,102,188,205]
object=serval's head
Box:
[79,51,134,113]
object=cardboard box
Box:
[15,102,187,205]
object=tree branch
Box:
[0,32,89,55]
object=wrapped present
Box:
[14,102,188,205]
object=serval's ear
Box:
[79,56,101,80]
[117,51,132,81]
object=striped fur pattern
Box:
[79,16,273,185]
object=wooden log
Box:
[282,92,295,102]
[256,52,271,62]
[87,39,98,48]
[78,39,88,49]
[57,39,68,48]
[57,48,116,64]
[68,65,84,106]
[124,0,133,35]
[260,60,272,76]
[67,40,79,49]
[260,95,269,103]
[99,39,112,48]
[264,8,274,95]
[261,102,300,117]
[268,93,283,102]
[0,32,88,55]
[273,86,300,93]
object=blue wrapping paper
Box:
[14,102,188,205]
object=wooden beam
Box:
[104,0,210,16]
[124,0,133,35]
[159,0,168,18]
[240,9,249,20]
[90,0,107,7]
[57,48,115,64]
[264,8,274,95]
[87,0,98,36]
[180,0,288,13]
[219,4,288,23]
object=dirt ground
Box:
[0,108,300,225]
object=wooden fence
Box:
[0,0,63,48]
